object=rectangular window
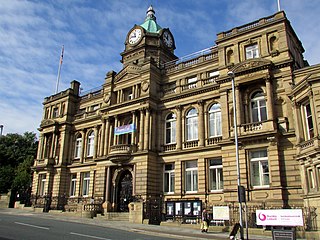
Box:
[164,163,175,194]
[250,149,269,187]
[52,107,59,118]
[185,161,198,192]
[70,173,77,197]
[187,77,197,89]
[304,103,314,140]
[38,174,46,196]
[308,169,315,190]
[123,87,133,101]
[82,172,90,196]
[91,104,100,111]
[209,159,223,191]
[245,44,259,59]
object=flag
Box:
[59,45,64,65]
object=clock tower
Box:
[121,5,177,67]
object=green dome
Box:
[140,5,162,33]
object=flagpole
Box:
[55,45,64,94]
[277,0,281,11]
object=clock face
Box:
[128,28,142,45]
[163,31,173,48]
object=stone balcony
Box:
[33,157,56,171]
[107,144,136,164]
[297,137,320,157]
[238,120,275,137]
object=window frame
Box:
[187,76,197,89]
[86,131,95,157]
[38,174,46,196]
[209,159,223,191]
[250,149,269,188]
[165,113,177,144]
[186,108,198,141]
[52,107,59,118]
[185,161,198,193]
[74,135,82,159]
[208,103,222,137]
[70,173,77,197]
[164,163,175,194]
[81,172,90,197]
[245,43,259,59]
[250,91,267,123]
[303,102,314,140]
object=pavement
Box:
[0,208,272,240]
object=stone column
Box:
[176,106,182,150]
[198,100,205,147]
[144,108,150,150]
[104,117,110,155]
[99,119,106,157]
[132,111,137,145]
[139,109,144,151]
[156,111,161,151]
[93,126,99,159]
[266,78,274,120]
[114,116,118,145]
[235,85,241,125]
[105,167,111,202]
[220,91,229,139]
[51,133,57,159]
[37,133,44,159]
[80,129,86,163]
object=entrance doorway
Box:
[117,170,133,212]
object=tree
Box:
[0,132,37,195]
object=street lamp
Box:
[228,71,244,239]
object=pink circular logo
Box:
[258,213,267,221]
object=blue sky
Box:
[0,0,319,136]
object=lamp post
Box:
[0,125,3,136]
[228,71,244,239]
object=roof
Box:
[140,5,162,33]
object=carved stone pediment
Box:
[114,65,142,83]
[40,119,56,127]
[230,58,272,75]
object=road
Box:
[0,211,175,240]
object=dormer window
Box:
[245,44,259,59]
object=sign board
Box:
[272,229,295,240]
[256,209,304,226]
[212,206,230,220]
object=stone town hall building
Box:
[31,6,320,230]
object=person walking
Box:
[200,209,209,233]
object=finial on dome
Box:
[146,5,156,21]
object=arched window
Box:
[74,134,82,159]
[251,91,267,122]
[87,131,95,157]
[165,113,176,144]
[186,108,198,141]
[209,103,222,137]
